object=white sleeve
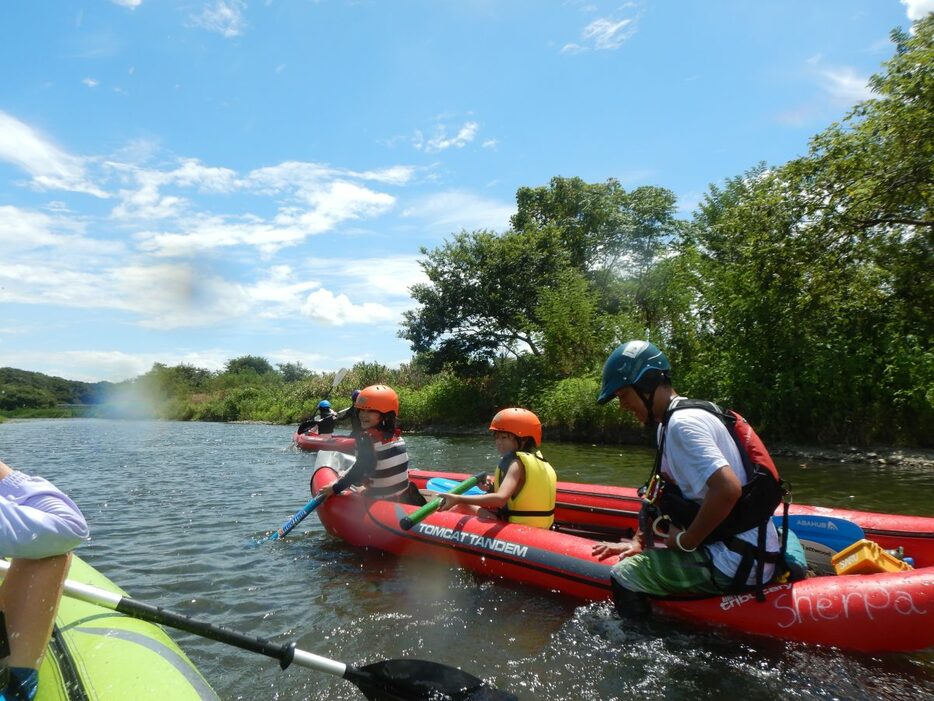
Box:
[663,413,732,499]
[0,471,89,559]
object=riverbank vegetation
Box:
[2,19,931,447]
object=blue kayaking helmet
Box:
[318,400,332,410]
[597,340,671,404]
[351,389,360,402]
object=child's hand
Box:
[436,494,459,511]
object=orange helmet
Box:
[489,408,542,447]
[354,384,399,415]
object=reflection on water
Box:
[1,419,931,700]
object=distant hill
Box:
[0,367,114,411]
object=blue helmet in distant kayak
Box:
[318,400,332,410]
[597,340,671,404]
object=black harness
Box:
[639,399,792,601]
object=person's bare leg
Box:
[0,553,71,669]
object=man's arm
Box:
[668,466,741,551]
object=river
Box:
[1,419,931,700]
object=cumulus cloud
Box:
[82,77,99,88]
[104,157,406,256]
[301,288,395,326]
[901,0,934,21]
[190,0,246,38]
[112,0,143,8]
[0,111,107,197]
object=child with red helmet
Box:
[438,408,557,529]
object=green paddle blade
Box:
[346,659,518,701]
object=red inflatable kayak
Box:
[310,465,934,653]
[292,431,356,454]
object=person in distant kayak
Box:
[333,389,362,437]
[297,400,338,436]
[0,459,89,701]
[311,400,338,437]
[438,408,557,529]
[319,385,423,505]
[591,340,783,618]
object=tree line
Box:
[2,19,931,446]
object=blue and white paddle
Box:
[775,514,866,574]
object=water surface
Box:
[1,419,931,700]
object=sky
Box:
[0,0,930,383]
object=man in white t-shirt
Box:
[591,341,779,617]
[1,459,88,701]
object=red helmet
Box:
[354,385,399,415]
[489,408,542,447]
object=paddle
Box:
[400,473,487,531]
[0,561,515,701]
[297,367,349,434]
[267,493,327,541]
[267,450,358,542]
[774,513,866,575]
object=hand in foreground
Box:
[592,537,643,560]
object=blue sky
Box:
[0,1,929,383]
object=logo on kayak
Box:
[416,523,529,558]
[795,519,838,531]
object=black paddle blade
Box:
[344,659,518,701]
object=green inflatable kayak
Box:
[35,555,219,701]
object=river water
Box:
[1,419,931,700]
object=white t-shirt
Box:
[658,398,779,584]
[0,470,89,559]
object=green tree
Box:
[277,362,310,383]
[224,355,276,376]
[400,227,572,371]
[686,17,934,444]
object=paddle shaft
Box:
[0,559,342,675]
[400,472,487,531]
[0,560,516,701]
[267,492,327,541]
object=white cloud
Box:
[190,0,246,38]
[401,190,514,233]
[901,0,934,21]
[0,205,122,258]
[108,157,400,254]
[413,121,480,153]
[316,255,428,299]
[582,18,634,50]
[0,349,228,383]
[819,66,873,103]
[564,16,636,53]
[300,288,395,326]
[112,0,143,8]
[113,264,255,328]
[82,78,99,88]
[0,111,107,197]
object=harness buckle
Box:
[644,473,662,504]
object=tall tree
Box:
[400,227,572,371]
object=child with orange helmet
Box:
[319,385,423,505]
[438,408,557,529]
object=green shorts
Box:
[610,547,734,597]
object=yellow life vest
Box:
[494,450,557,529]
